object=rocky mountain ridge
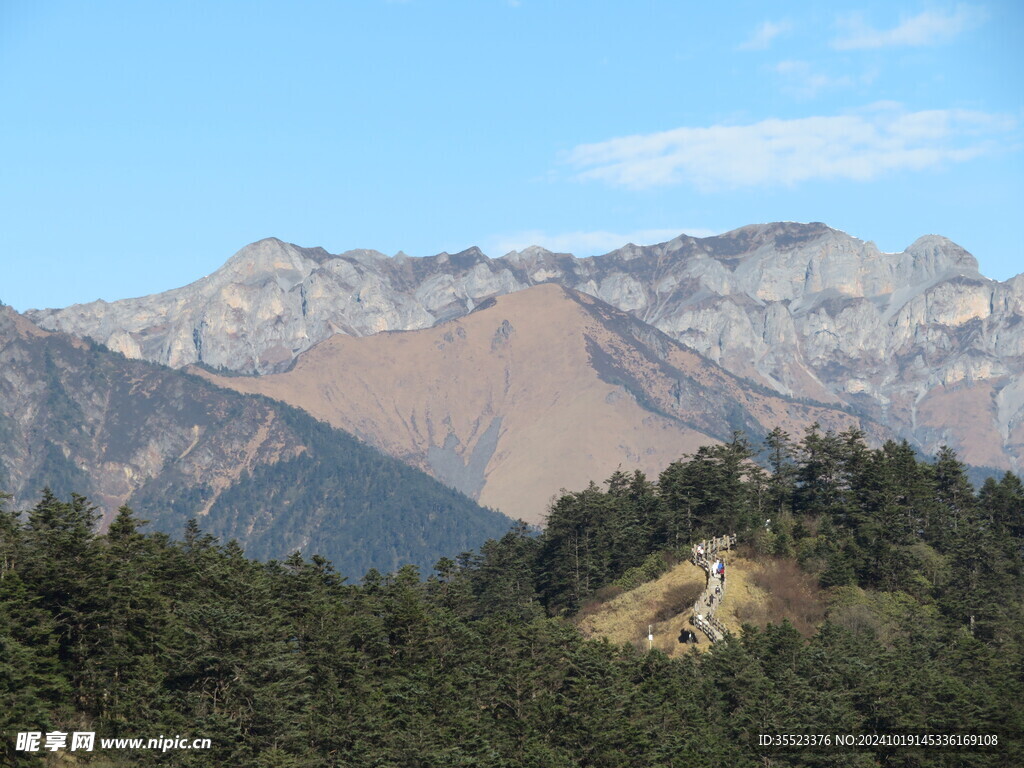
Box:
[28,222,1024,473]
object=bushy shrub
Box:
[751,558,826,635]
[652,582,703,623]
[577,584,625,619]
[614,551,669,591]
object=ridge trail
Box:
[689,534,736,643]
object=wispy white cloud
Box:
[739,20,792,50]
[775,60,853,98]
[565,104,1016,191]
[774,60,877,99]
[832,4,986,50]
[490,227,718,257]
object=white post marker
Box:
[648,624,653,650]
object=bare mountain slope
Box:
[198,284,883,523]
[29,222,1024,472]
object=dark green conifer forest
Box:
[2,427,1022,766]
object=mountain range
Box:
[28,222,1024,480]
[10,221,1023,560]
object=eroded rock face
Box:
[28,222,1024,473]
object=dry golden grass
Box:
[707,554,766,637]
[577,559,707,657]
[717,555,826,637]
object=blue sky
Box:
[1,0,1021,311]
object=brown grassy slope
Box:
[714,555,827,638]
[199,285,715,523]
[198,284,882,524]
[915,378,1022,472]
[578,553,827,656]
[577,560,708,657]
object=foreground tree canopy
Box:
[2,427,1022,766]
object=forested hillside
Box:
[0,306,512,577]
[131,402,514,577]
[3,427,1022,766]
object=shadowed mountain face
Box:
[0,307,511,577]
[28,222,1024,474]
[198,284,886,523]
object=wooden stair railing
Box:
[688,533,736,644]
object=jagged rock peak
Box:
[502,245,554,261]
[905,234,981,273]
[225,237,363,272]
[338,248,390,267]
[500,245,564,271]
[222,238,313,280]
[446,246,489,269]
[695,221,836,256]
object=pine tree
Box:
[21,490,101,711]
[979,471,1024,541]
[763,427,797,519]
[0,493,70,766]
[930,445,977,550]
[794,424,853,526]
[537,484,609,612]
[471,523,541,621]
